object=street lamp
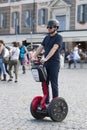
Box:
[15,11,19,41]
[15,18,18,41]
[30,11,33,49]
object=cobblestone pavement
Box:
[0,64,87,130]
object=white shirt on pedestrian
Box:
[10,47,20,60]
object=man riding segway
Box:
[30,19,68,122]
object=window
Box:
[38,8,48,25]
[0,13,7,28]
[41,9,46,25]
[56,15,66,31]
[23,10,30,27]
[23,10,33,29]
[77,4,87,23]
[0,0,8,3]
[12,12,19,27]
[12,12,19,34]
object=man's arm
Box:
[43,44,59,62]
[33,45,44,59]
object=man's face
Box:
[47,26,57,34]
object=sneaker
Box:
[23,71,25,74]
[8,79,12,82]
[14,80,18,83]
[74,65,76,68]
[11,76,13,78]
[1,79,6,81]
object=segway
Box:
[30,60,68,122]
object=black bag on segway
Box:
[31,65,47,82]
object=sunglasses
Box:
[47,26,56,29]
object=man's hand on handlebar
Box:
[40,57,47,64]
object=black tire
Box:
[48,97,68,122]
[30,102,45,120]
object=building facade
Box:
[49,0,87,51]
[0,0,50,34]
[0,0,87,52]
[0,0,76,34]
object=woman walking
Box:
[0,40,7,81]
[8,42,20,82]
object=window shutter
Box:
[77,5,81,22]
[38,9,41,25]
[45,9,48,25]
[3,13,7,28]
[77,4,87,23]
[23,11,27,26]
[0,14,1,28]
[84,4,87,22]
[23,11,26,26]
[12,12,15,27]
[30,10,33,26]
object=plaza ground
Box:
[0,63,87,130]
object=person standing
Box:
[19,42,27,74]
[60,50,65,68]
[3,45,10,75]
[32,19,63,104]
[67,50,74,68]
[73,45,80,68]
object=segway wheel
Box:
[30,102,45,120]
[48,97,68,122]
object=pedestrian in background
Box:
[19,41,27,74]
[67,50,74,68]
[60,50,65,68]
[0,40,7,81]
[73,45,80,68]
[8,42,20,83]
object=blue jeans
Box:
[19,58,26,73]
[0,60,6,75]
[74,59,80,67]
